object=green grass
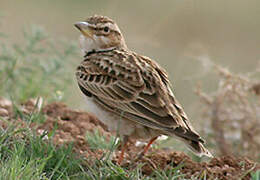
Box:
[2,108,257,180]
[0,24,78,103]
[85,130,119,151]
[0,111,190,180]
[251,170,260,180]
[0,122,85,179]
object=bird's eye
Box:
[104,26,109,32]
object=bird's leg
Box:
[137,136,158,160]
[118,136,129,165]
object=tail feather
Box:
[174,126,204,143]
[170,127,213,158]
[183,139,213,158]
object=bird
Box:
[74,15,212,164]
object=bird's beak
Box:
[74,22,94,38]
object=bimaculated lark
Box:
[74,15,212,164]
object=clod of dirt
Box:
[0,97,12,117]
[251,82,260,95]
[20,97,43,114]
[38,102,112,160]
[0,108,9,117]
[0,97,12,109]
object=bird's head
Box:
[74,15,127,54]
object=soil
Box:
[0,98,259,180]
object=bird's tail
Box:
[180,138,213,158]
[170,127,213,158]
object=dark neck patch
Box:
[84,47,117,58]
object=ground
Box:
[0,99,259,180]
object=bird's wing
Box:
[145,57,203,142]
[76,50,201,141]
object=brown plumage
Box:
[74,15,212,163]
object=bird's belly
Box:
[84,97,160,139]
[84,97,135,136]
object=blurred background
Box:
[1,0,259,158]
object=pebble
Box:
[0,108,9,117]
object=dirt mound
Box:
[0,99,259,179]
[134,151,258,179]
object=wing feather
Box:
[76,50,191,130]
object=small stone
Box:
[0,108,9,117]
[0,97,12,109]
